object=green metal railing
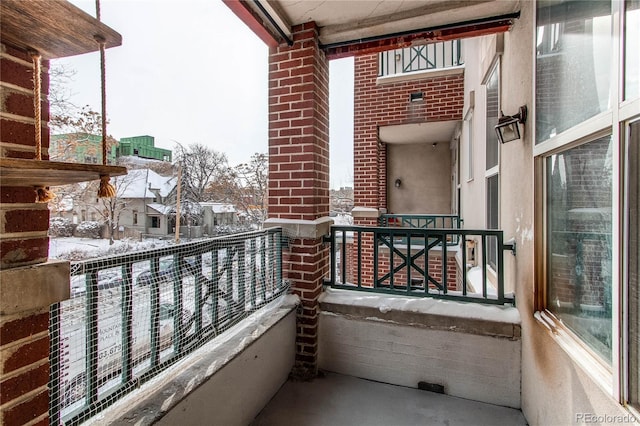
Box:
[379,214,463,244]
[49,228,286,425]
[327,225,515,305]
[378,40,463,77]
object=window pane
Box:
[486,65,499,169]
[547,135,613,363]
[536,1,612,144]
[626,0,640,100]
[628,120,639,407]
[487,174,499,268]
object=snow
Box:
[146,203,173,215]
[320,287,520,324]
[200,202,236,214]
[118,168,176,199]
[49,237,174,260]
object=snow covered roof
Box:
[200,202,236,214]
[117,169,176,199]
[147,203,173,215]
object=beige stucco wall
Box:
[387,142,451,214]
[478,3,633,425]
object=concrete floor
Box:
[251,372,528,426]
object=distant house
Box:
[201,202,238,231]
[117,169,176,236]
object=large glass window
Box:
[628,120,639,408]
[626,1,640,100]
[485,63,500,268]
[485,64,500,169]
[546,135,613,363]
[536,1,612,144]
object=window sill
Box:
[534,310,613,394]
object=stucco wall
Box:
[386,142,451,214]
[495,3,632,425]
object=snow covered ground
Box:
[49,237,174,261]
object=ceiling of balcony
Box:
[379,121,459,146]
[226,0,521,57]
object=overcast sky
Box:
[59,0,354,189]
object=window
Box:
[546,135,613,363]
[627,120,639,408]
[536,0,640,410]
[150,216,160,228]
[536,0,612,143]
[485,62,500,268]
[626,1,640,100]
[485,63,500,170]
[465,108,474,181]
[133,210,138,225]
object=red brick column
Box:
[266,22,330,377]
[0,42,67,426]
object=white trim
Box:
[621,97,640,122]
[533,111,614,157]
[535,311,614,394]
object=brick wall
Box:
[0,42,52,425]
[268,22,329,221]
[1,42,51,269]
[351,53,464,286]
[353,53,464,211]
[267,22,330,376]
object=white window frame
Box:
[534,0,640,407]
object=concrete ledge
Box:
[319,287,520,339]
[92,295,299,426]
[350,207,380,219]
[0,260,70,316]
[318,288,522,408]
[264,217,333,239]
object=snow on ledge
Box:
[319,287,520,325]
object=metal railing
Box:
[327,225,515,305]
[49,228,287,425]
[380,214,463,245]
[378,40,463,77]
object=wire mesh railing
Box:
[327,225,515,305]
[378,40,463,77]
[49,228,288,425]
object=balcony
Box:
[378,40,464,80]
[46,217,522,424]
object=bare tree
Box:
[173,143,230,202]
[232,153,268,225]
[77,174,136,245]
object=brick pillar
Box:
[0,42,69,425]
[265,22,330,378]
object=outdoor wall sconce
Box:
[495,105,527,143]
[395,178,402,188]
[409,92,423,103]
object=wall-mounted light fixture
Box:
[394,178,402,188]
[409,92,423,103]
[495,105,527,144]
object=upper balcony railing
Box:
[378,40,464,77]
[326,224,515,306]
[49,228,287,425]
